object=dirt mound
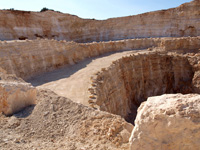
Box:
[0,89,133,150]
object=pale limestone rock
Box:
[129,94,200,150]
[0,37,198,80]
[0,38,159,79]
[0,81,36,115]
[159,37,200,52]
[0,0,199,42]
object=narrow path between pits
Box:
[28,49,148,105]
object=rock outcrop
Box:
[0,0,199,42]
[0,73,36,116]
[129,94,200,150]
[0,38,160,80]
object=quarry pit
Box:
[26,49,195,125]
[0,1,200,150]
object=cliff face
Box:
[0,0,199,42]
[0,38,159,80]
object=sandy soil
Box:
[0,89,133,150]
[28,49,148,106]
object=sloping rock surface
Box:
[129,94,200,150]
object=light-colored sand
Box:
[29,50,148,105]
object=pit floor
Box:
[28,49,149,106]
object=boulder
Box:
[129,94,200,150]
[0,80,36,116]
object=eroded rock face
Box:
[89,53,194,123]
[0,37,198,80]
[129,94,200,150]
[0,0,199,42]
[159,37,200,52]
[0,73,36,116]
[0,38,159,80]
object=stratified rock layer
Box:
[0,0,199,42]
[129,94,200,150]
[0,37,199,80]
[0,38,159,80]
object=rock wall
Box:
[0,0,199,42]
[0,38,160,80]
[159,37,200,52]
[0,37,199,80]
[129,94,200,150]
[88,53,194,123]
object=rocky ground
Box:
[0,89,133,150]
[0,48,145,150]
[28,49,148,105]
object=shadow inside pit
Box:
[27,58,93,86]
[14,105,36,118]
[27,49,140,86]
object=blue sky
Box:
[0,0,192,20]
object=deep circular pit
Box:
[89,53,194,124]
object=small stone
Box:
[14,138,20,143]
[44,111,49,116]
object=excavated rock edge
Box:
[0,0,199,42]
[88,52,195,123]
[0,37,199,80]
